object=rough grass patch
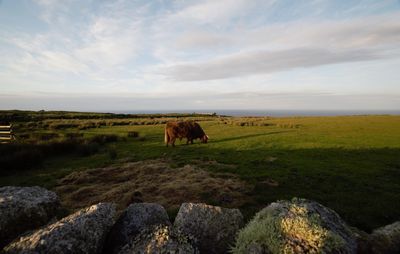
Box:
[55,159,253,212]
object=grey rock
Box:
[350,227,371,254]
[0,186,60,248]
[233,198,357,254]
[118,225,198,254]
[3,203,116,254]
[369,221,400,254]
[173,203,243,254]
[103,203,171,254]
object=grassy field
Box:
[1,113,399,232]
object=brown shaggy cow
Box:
[165,121,208,147]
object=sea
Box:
[113,109,400,117]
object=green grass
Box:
[1,115,400,232]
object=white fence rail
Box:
[0,124,14,144]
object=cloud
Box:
[1,0,145,85]
[33,0,71,24]
[1,91,398,111]
[155,11,400,81]
[167,0,262,25]
[174,31,233,50]
[165,47,381,81]
[74,16,142,68]
[197,12,399,50]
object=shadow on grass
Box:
[210,131,292,144]
[160,145,400,232]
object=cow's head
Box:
[201,135,209,143]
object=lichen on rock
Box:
[0,186,60,248]
[104,203,171,254]
[232,198,357,254]
[3,202,116,254]
[118,224,198,254]
[173,203,243,254]
[369,221,400,254]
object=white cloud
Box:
[168,0,261,25]
[1,0,145,86]
[161,12,400,80]
[165,48,381,81]
[74,16,142,68]
[174,31,233,50]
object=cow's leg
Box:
[191,139,194,144]
[186,138,190,145]
[171,137,176,147]
[165,129,169,147]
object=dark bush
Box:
[108,147,117,160]
[95,121,106,128]
[0,144,44,174]
[127,131,139,138]
[137,137,146,141]
[25,122,38,128]
[89,134,119,144]
[65,132,84,140]
[78,122,96,130]
[33,132,60,141]
[49,122,79,130]
[41,140,79,155]
[18,133,30,139]
[76,142,100,156]
[0,133,117,174]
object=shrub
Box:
[276,123,301,128]
[18,133,30,139]
[0,144,44,174]
[49,122,79,130]
[25,122,38,128]
[65,132,84,140]
[137,137,146,141]
[108,147,117,160]
[95,121,106,128]
[78,121,96,130]
[89,134,119,144]
[33,132,60,141]
[127,131,139,138]
[41,140,79,155]
[76,142,100,156]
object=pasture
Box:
[0,112,399,232]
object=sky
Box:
[0,0,400,112]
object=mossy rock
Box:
[118,225,199,254]
[369,221,400,254]
[233,198,357,254]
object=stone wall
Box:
[1,186,399,253]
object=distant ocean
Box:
[113,109,400,117]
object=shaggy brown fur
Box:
[165,121,208,147]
